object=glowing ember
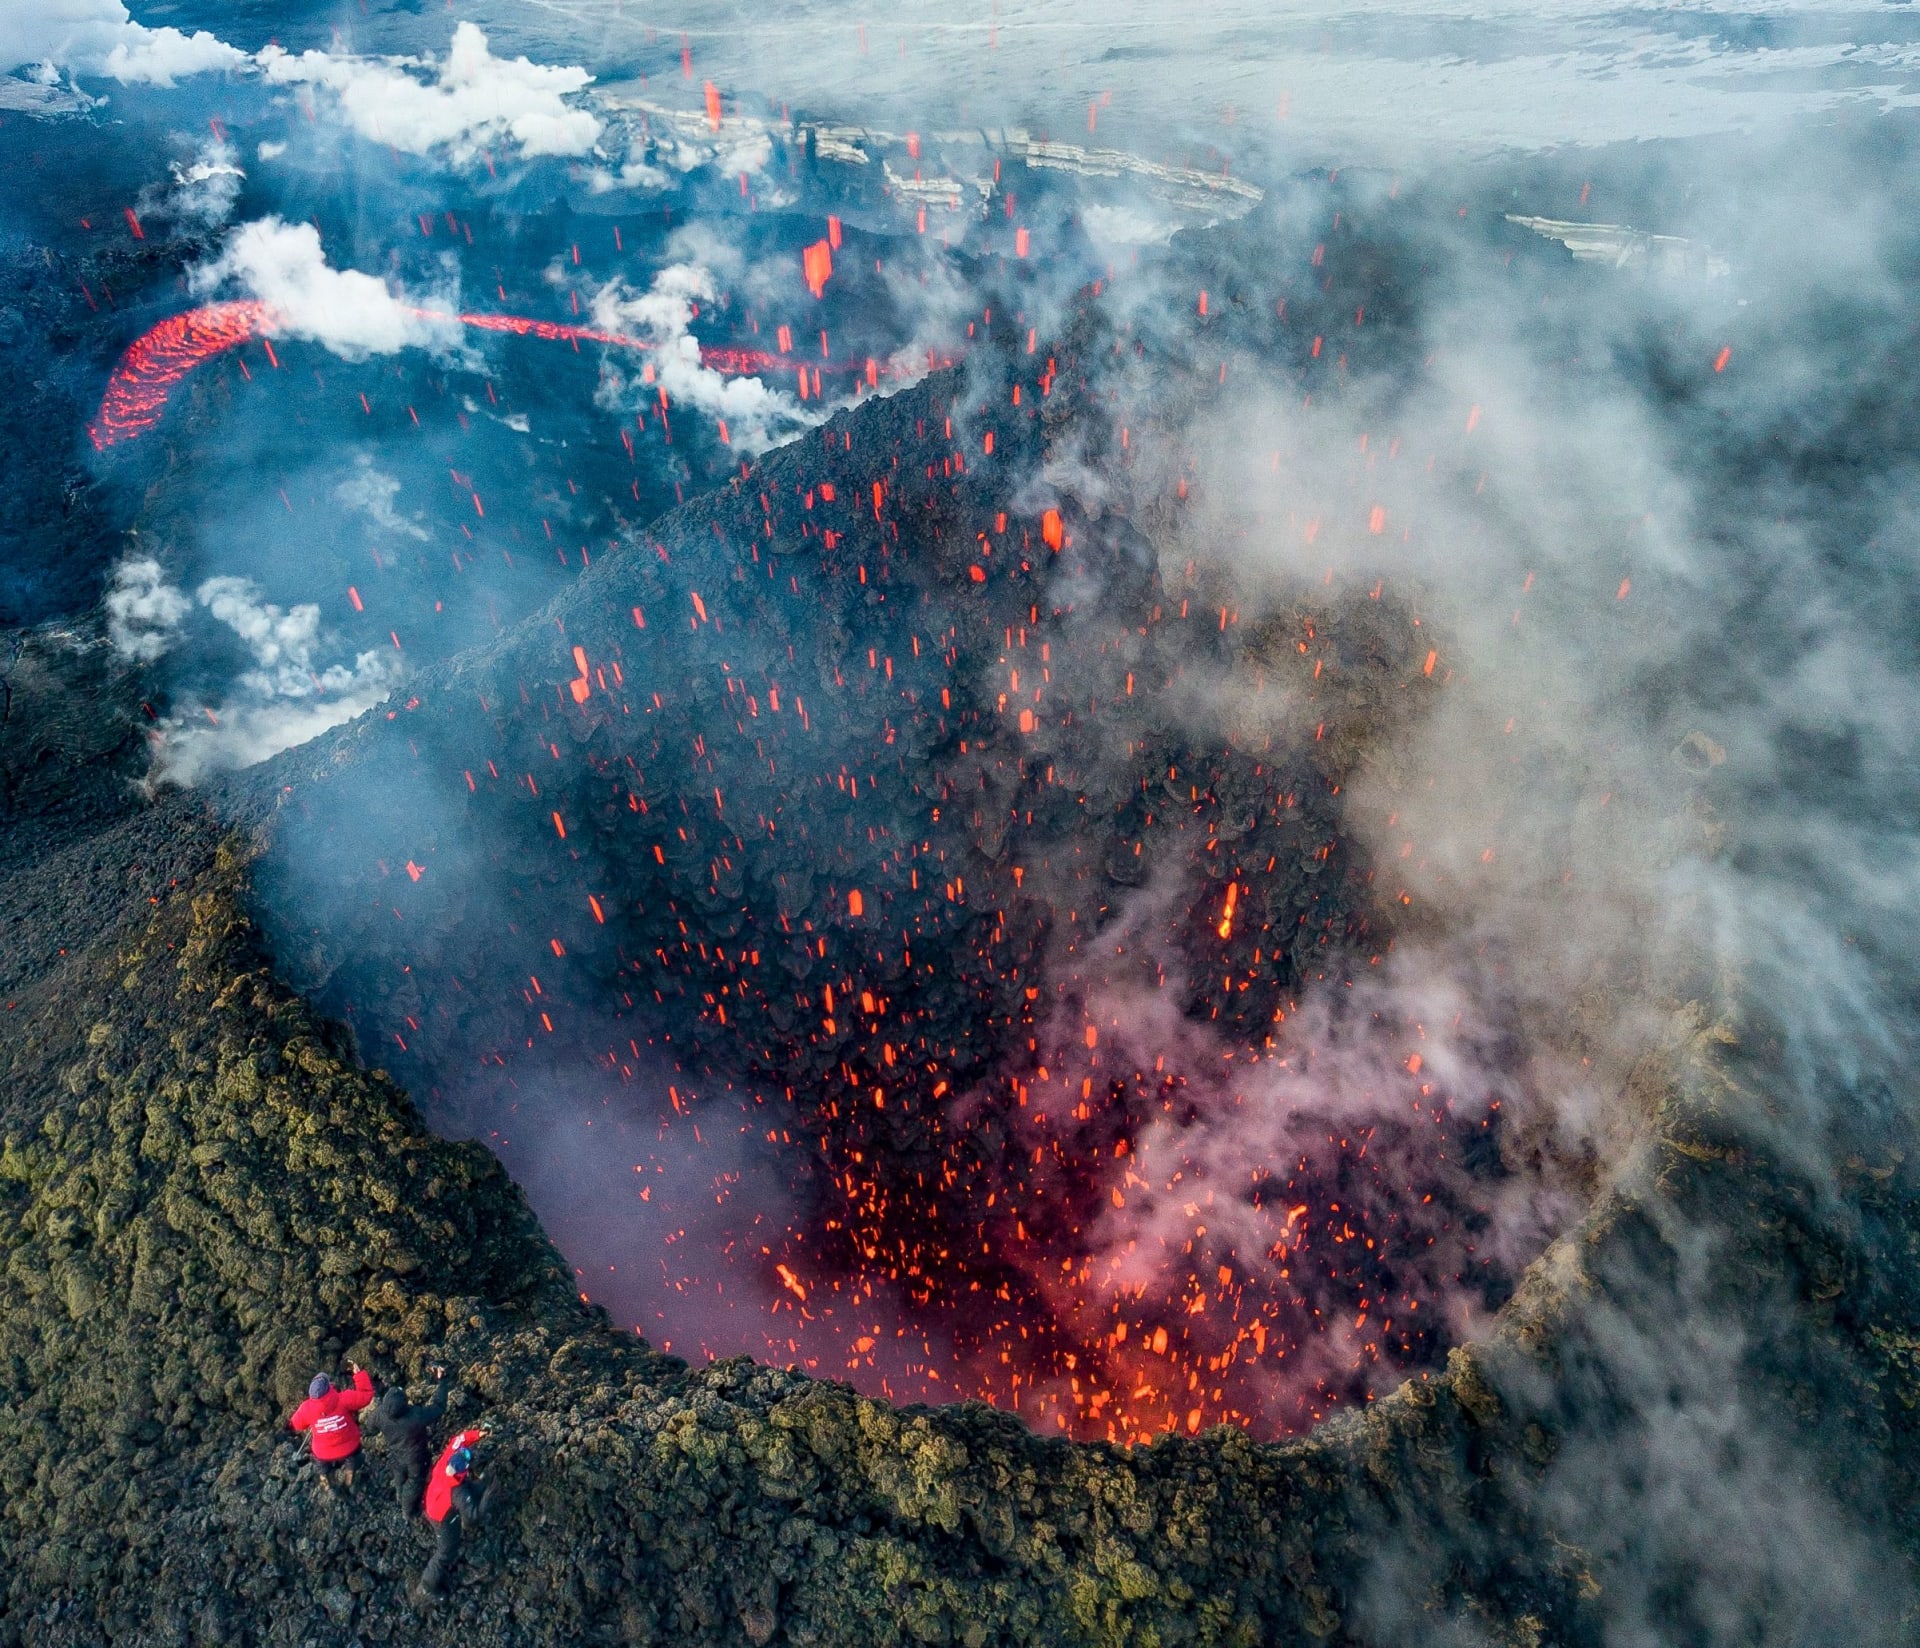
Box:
[803,240,834,300]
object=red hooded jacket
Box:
[424,1428,487,1523]
[288,1370,374,1461]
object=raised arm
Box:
[416,1371,450,1427]
[341,1367,375,1412]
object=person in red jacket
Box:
[417,1427,494,1600]
[288,1361,375,1493]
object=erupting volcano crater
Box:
[237,296,1529,1445]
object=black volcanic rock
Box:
[0,626,216,1000]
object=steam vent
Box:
[6,9,1920,1646]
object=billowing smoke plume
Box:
[160,140,245,227]
[1081,124,1920,1638]
[334,456,430,543]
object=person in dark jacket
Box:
[417,1427,494,1600]
[362,1364,448,1514]
[287,1361,374,1493]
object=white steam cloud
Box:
[336,456,430,542]
[111,567,396,785]
[192,576,386,703]
[257,22,601,163]
[156,688,395,787]
[101,23,244,87]
[590,251,820,455]
[190,216,462,360]
[104,557,189,663]
[133,138,245,229]
[0,0,244,86]
[166,142,245,226]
